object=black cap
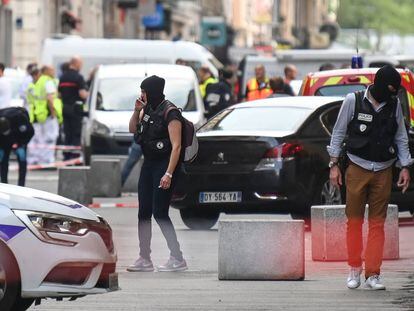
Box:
[140,75,165,96]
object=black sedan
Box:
[172,97,414,229]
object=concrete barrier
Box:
[90,155,142,193]
[90,158,121,197]
[311,205,399,261]
[58,166,91,205]
[218,218,305,280]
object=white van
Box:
[41,37,222,78]
[82,63,205,163]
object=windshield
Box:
[199,106,312,133]
[316,84,366,96]
[96,78,196,111]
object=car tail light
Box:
[255,143,303,171]
[263,143,303,158]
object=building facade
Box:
[0,1,12,65]
[228,0,336,49]
[8,0,103,68]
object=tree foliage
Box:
[338,0,414,35]
[337,0,414,50]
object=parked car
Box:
[299,67,414,127]
[0,183,118,310]
[82,63,205,163]
[172,96,414,230]
[41,37,222,78]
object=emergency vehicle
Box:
[0,183,118,310]
[300,68,414,127]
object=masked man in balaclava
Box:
[127,75,187,272]
[328,65,412,290]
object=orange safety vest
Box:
[246,78,272,101]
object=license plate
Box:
[108,273,119,291]
[199,192,242,203]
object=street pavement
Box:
[7,170,414,310]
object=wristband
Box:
[165,172,173,178]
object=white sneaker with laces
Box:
[157,256,188,272]
[365,275,386,290]
[347,266,362,289]
[126,257,154,272]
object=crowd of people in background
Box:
[0,56,350,187]
[0,56,89,186]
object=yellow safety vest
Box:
[200,77,218,99]
[53,79,63,125]
[26,82,37,123]
[32,75,62,124]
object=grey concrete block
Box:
[311,205,399,261]
[90,159,121,197]
[90,155,142,193]
[58,166,91,205]
[218,219,305,280]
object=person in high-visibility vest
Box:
[245,64,272,101]
[198,66,218,102]
[27,65,60,165]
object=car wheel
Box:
[320,179,343,205]
[180,208,219,230]
[0,244,20,311]
[12,298,35,311]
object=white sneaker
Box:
[157,256,188,272]
[126,257,154,272]
[365,275,386,290]
[347,266,362,289]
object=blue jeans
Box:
[121,142,143,186]
[0,145,27,186]
[138,157,183,261]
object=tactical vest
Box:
[346,91,398,162]
[136,100,173,160]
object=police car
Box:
[0,183,118,311]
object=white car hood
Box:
[95,111,131,133]
[0,184,99,221]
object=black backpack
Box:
[163,102,198,163]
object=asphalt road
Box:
[7,169,414,311]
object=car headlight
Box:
[92,120,111,136]
[13,210,91,247]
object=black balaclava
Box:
[370,65,401,103]
[140,75,165,109]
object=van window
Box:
[96,78,196,112]
[181,61,202,74]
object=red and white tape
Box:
[9,157,83,171]
[26,144,82,151]
[88,202,138,209]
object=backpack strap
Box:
[163,101,182,121]
[352,90,364,121]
